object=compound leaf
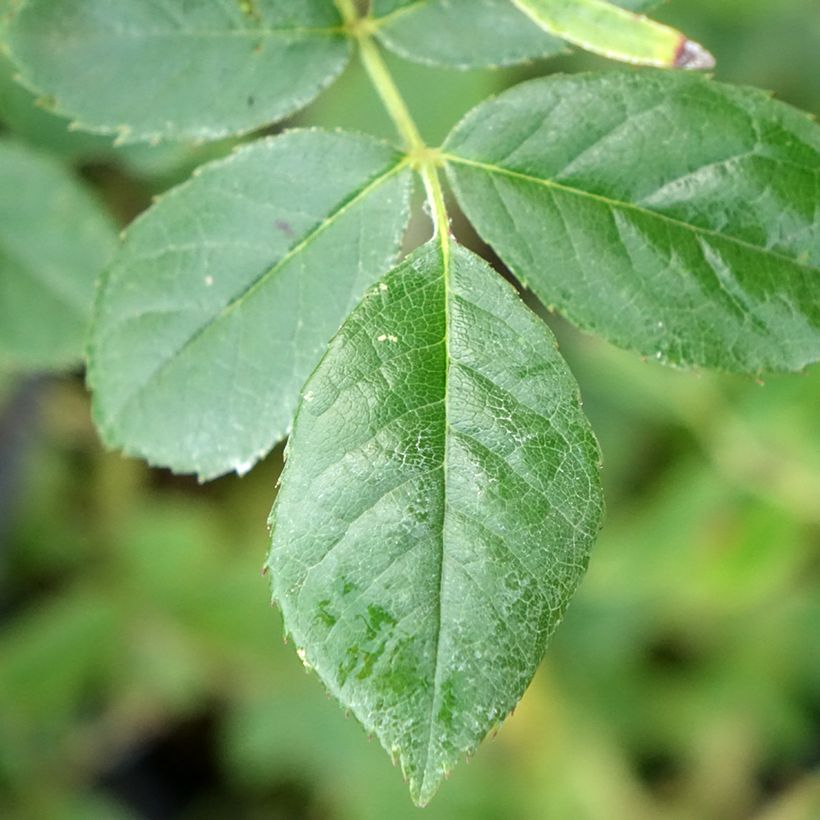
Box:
[444,72,820,373]
[371,0,659,69]
[267,239,603,806]
[6,0,350,143]
[88,130,412,480]
[0,138,117,371]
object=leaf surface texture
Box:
[268,239,603,805]
[6,0,349,141]
[89,130,412,479]
[445,72,820,372]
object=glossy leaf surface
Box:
[0,139,117,371]
[6,0,349,142]
[371,0,658,69]
[444,72,820,373]
[268,240,603,805]
[89,131,412,479]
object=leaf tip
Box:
[674,38,715,70]
[401,744,458,808]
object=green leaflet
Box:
[510,0,714,68]
[0,138,117,372]
[0,52,229,177]
[0,43,125,163]
[1,0,201,170]
[371,0,659,69]
[88,130,412,480]
[444,72,820,373]
[268,239,603,806]
[5,0,349,143]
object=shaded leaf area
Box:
[371,0,658,69]
[0,138,117,371]
[268,240,602,805]
[444,72,820,373]
[89,130,412,480]
[5,0,350,142]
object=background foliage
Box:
[0,0,818,817]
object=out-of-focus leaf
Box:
[0,138,117,371]
[0,589,119,720]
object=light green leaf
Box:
[0,138,117,372]
[267,239,603,805]
[88,130,412,480]
[371,0,659,69]
[509,0,714,68]
[444,72,820,373]
[6,0,350,143]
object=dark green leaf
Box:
[444,72,820,373]
[6,0,349,142]
[268,239,603,805]
[88,130,412,480]
[0,138,117,371]
[371,0,659,69]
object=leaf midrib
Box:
[418,235,452,800]
[26,26,345,40]
[443,153,819,272]
[100,156,410,427]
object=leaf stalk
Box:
[335,0,450,246]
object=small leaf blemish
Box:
[275,219,294,237]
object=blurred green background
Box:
[1,1,819,818]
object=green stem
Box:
[420,163,451,251]
[334,0,361,26]
[355,29,426,153]
[334,0,449,244]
